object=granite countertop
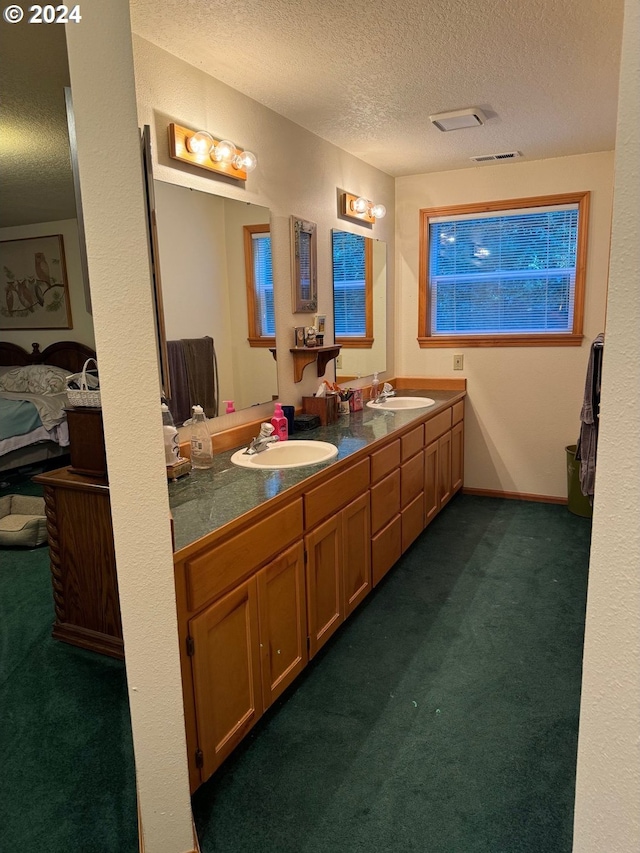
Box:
[169,390,462,553]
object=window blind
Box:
[252,232,275,336]
[428,206,579,335]
[332,231,366,336]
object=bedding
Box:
[0,364,72,459]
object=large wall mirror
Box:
[332,229,387,381]
[153,182,278,423]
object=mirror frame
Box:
[291,215,317,313]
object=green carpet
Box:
[1,487,590,852]
[0,478,137,853]
[192,496,591,853]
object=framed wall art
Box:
[0,234,73,331]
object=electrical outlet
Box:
[453,354,464,370]
[336,354,343,369]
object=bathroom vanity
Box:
[34,383,464,791]
[170,386,465,791]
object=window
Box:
[332,230,373,347]
[418,192,589,347]
[244,225,275,346]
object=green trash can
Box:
[566,444,593,518]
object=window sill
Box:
[248,337,276,348]
[418,334,584,348]
[335,337,374,349]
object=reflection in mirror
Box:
[153,182,278,422]
[332,230,387,381]
[291,216,317,312]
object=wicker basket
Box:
[66,358,101,408]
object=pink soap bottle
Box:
[271,402,289,441]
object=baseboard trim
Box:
[462,487,567,505]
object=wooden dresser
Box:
[33,467,123,659]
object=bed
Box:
[0,340,97,474]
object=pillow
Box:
[0,364,69,394]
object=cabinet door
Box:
[305,515,343,658]
[372,514,402,587]
[438,430,452,507]
[257,541,307,709]
[370,468,401,535]
[451,420,464,494]
[190,578,262,780]
[424,438,440,526]
[342,492,371,618]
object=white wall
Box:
[573,0,640,849]
[396,152,613,499]
[65,5,195,852]
[0,218,94,351]
[132,35,395,429]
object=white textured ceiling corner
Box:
[130,0,624,177]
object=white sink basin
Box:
[367,396,436,411]
[230,439,338,470]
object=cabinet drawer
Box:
[424,409,452,444]
[372,514,401,587]
[452,400,464,425]
[304,458,370,528]
[371,468,401,535]
[370,440,400,484]
[401,425,424,462]
[186,499,304,613]
[401,450,424,508]
[402,492,425,552]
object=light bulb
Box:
[371,203,386,219]
[186,131,214,156]
[212,139,236,163]
[352,197,369,214]
[232,150,257,173]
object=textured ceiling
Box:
[130,0,624,177]
[0,23,76,228]
[0,0,625,230]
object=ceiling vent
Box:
[429,108,487,131]
[470,151,523,163]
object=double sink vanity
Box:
[34,383,465,792]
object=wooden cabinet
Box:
[342,492,371,618]
[189,541,307,779]
[257,541,307,708]
[190,577,262,780]
[33,467,123,659]
[306,490,371,657]
[177,392,465,788]
[305,514,342,657]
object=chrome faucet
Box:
[372,382,395,404]
[243,423,279,455]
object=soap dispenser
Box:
[271,402,289,441]
[370,372,380,401]
[224,400,236,414]
[190,405,214,469]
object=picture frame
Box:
[294,326,306,347]
[314,314,326,334]
[291,215,317,313]
[0,234,73,330]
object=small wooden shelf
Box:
[288,345,341,383]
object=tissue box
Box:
[302,394,339,426]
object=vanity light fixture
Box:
[168,122,257,180]
[340,191,386,224]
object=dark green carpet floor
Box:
[0,477,137,853]
[1,484,590,853]
[192,496,591,853]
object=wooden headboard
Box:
[0,341,97,373]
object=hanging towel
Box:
[576,332,604,500]
[166,340,191,426]
[182,336,217,419]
